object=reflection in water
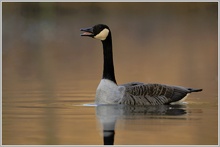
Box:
[96,104,187,145]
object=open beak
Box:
[80,27,94,37]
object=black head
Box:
[80,24,110,41]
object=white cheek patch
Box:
[94,28,109,40]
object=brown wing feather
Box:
[119,83,190,105]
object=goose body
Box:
[80,24,202,105]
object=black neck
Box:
[101,33,117,84]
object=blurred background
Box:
[2,2,218,145]
[3,2,217,95]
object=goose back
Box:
[119,83,190,105]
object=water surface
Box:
[2,81,218,145]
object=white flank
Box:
[94,28,109,40]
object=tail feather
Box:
[187,88,203,93]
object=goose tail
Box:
[187,88,203,93]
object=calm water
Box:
[2,79,218,145]
[2,2,218,145]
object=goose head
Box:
[80,24,110,41]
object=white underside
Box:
[171,94,189,104]
[95,79,125,104]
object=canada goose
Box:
[80,24,202,105]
